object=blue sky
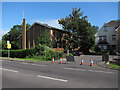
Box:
[2,2,118,37]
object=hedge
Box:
[31,44,64,60]
[1,44,64,61]
[1,48,36,58]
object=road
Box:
[1,56,119,88]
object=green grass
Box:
[14,58,53,62]
[1,57,51,62]
[109,62,120,69]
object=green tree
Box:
[0,40,7,49]
[2,23,31,49]
[37,30,52,48]
[58,8,98,53]
[94,45,101,54]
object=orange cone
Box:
[81,58,84,65]
[60,58,62,64]
[90,59,93,66]
[52,57,54,63]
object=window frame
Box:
[104,26,107,32]
[112,35,116,41]
[99,36,106,41]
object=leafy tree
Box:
[2,23,31,49]
[37,30,52,48]
[58,8,98,53]
[0,40,7,49]
[94,45,101,54]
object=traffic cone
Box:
[90,59,93,66]
[52,57,54,63]
[60,58,62,64]
[81,58,84,65]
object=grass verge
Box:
[1,57,51,62]
[109,62,120,69]
[13,58,52,62]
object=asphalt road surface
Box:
[1,56,119,88]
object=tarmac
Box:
[0,56,119,71]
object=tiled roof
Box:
[17,22,65,39]
[97,41,109,45]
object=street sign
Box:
[7,41,11,58]
[7,44,11,49]
[7,41,10,44]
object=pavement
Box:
[0,56,119,88]
[96,60,119,70]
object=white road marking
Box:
[37,75,68,82]
[0,68,19,73]
[88,70,114,74]
[31,64,46,67]
[64,68,114,74]
[64,68,86,71]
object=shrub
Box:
[25,48,36,56]
[2,50,8,57]
[69,53,73,56]
[37,30,52,48]
[2,49,24,58]
[94,45,101,54]
[1,44,64,61]
[10,50,25,58]
[34,44,64,61]
[1,48,36,58]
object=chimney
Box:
[22,18,26,50]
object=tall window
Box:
[112,35,116,40]
[103,36,106,41]
[99,37,102,41]
[103,45,107,50]
[104,26,107,32]
[98,46,102,50]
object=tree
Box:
[37,30,52,48]
[58,8,98,53]
[2,23,31,49]
[94,45,101,54]
[0,40,7,49]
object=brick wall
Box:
[53,48,64,52]
[19,23,67,49]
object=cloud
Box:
[34,19,62,29]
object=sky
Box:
[1,2,119,39]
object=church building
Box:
[18,18,67,50]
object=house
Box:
[95,20,120,53]
[116,26,120,53]
[18,18,68,50]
